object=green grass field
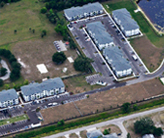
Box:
[103,0,164,48]
[0,114,28,126]
[0,0,55,49]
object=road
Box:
[0,60,11,80]
[43,105,164,138]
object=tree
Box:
[57,119,64,126]
[127,133,131,138]
[0,67,7,77]
[10,68,21,81]
[73,56,93,73]
[134,117,163,136]
[40,7,47,14]
[42,30,47,36]
[41,30,47,38]
[133,104,138,111]
[0,1,5,7]
[103,129,110,135]
[14,30,17,34]
[69,39,77,49]
[153,127,163,136]
[122,102,131,113]
[0,79,4,87]
[52,52,66,64]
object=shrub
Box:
[40,7,47,14]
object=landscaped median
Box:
[0,114,28,126]
[13,96,164,138]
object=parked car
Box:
[48,103,53,106]
[132,55,138,61]
[52,102,57,106]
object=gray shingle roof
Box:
[21,77,64,96]
[87,21,113,45]
[64,2,103,19]
[87,130,103,138]
[112,8,139,31]
[0,89,18,102]
[103,46,131,71]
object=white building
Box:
[0,89,19,108]
[64,2,103,21]
[21,77,65,102]
[112,8,140,37]
[86,21,114,50]
[103,46,132,78]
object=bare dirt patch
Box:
[12,35,79,82]
[41,103,81,125]
[130,35,164,71]
[41,79,164,125]
[97,124,121,134]
[69,133,79,138]
[74,78,164,115]
[80,130,87,138]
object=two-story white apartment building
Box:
[112,8,140,37]
[103,46,132,78]
[0,89,19,108]
[64,2,103,21]
[86,21,114,50]
[21,77,65,102]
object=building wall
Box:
[0,98,19,108]
[65,9,104,21]
[23,86,65,102]
[124,28,140,37]
[115,68,132,78]
[113,15,140,37]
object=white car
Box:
[52,102,57,106]
[132,55,138,61]
[48,103,53,106]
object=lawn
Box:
[63,75,103,94]
[0,114,28,126]
[0,0,79,82]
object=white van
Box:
[132,55,138,61]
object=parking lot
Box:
[69,14,148,82]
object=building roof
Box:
[103,46,131,71]
[142,134,155,138]
[0,89,18,102]
[64,2,103,19]
[87,130,118,138]
[103,133,118,138]
[21,77,64,96]
[87,130,103,138]
[87,21,113,45]
[112,8,139,31]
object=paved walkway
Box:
[0,60,11,80]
